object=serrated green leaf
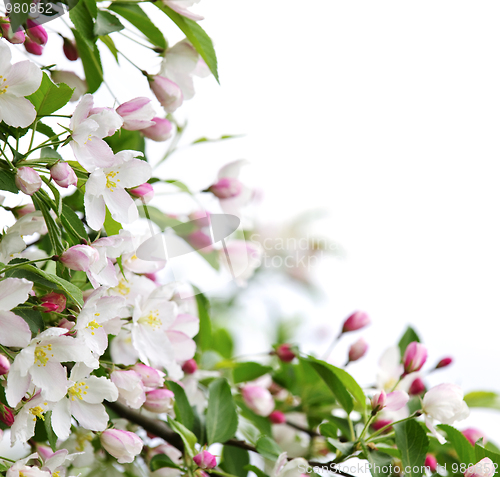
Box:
[149,453,182,471]
[167,416,197,457]
[26,73,73,117]
[99,34,119,62]
[319,421,338,439]
[61,204,89,244]
[206,378,238,445]
[474,443,500,469]
[464,391,500,411]
[395,420,429,477]
[70,0,96,48]
[255,436,282,461]
[94,10,124,36]
[233,362,273,384]
[437,424,475,465]
[73,28,103,94]
[194,289,212,352]
[166,381,194,430]
[221,446,249,477]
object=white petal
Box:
[115,158,152,188]
[6,60,43,96]
[166,331,196,361]
[169,313,199,338]
[70,94,94,130]
[0,310,31,347]
[71,400,110,431]
[32,361,69,401]
[0,42,12,74]
[84,193,106,231]
[83,376,118,403]
[52,398,72,440]
[0,277,33,311]
[103,187,138,224]
[6,367,30,406]
[218,159,249,179]
[0,95,36,128]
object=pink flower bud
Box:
[182,359,198,375]
[0,355,10,375]
[15,167,41,195]
[436,357,453,369]
[462,428,487,446]
[348,338,368,362]
[60,245,99,271]
[40,302,58,313]
[371,419,392,432]
[26,20,48,45]
[269,410,286,424]
[0,21,25,44]
[150,76,183,113]
[186,230,212,251]
[0,405,14,427]
[193,450,217,470]
[142,117,173,142]
[24,38,43,55]
[371,390,409,414]
[132,363,165,388]
[116,97,156,131]
[464,458,495,477]
[63,38,78,61]
[403,342,428,375]
[425,454,438,473]
[129,183,154,204]
[13,203,36,218]
[111,370,146,409]
[409,377,426,396]
[276,344,296,363]
[143,389,175,413]
[40,292,66,313]
[50,162,77,188]
[342,311,370,333]
[57,318,74,330]
[208,177,243,199]
[241,386,275,417]
[36,444,54,461]
[100,429,143,464]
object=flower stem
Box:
[366,411,422,442]
[321,331,343,360]
[0,256,54,275]
[0,344,14,361]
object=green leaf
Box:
[319,422,338,439]
[192,134,242,145]
[105,128,145,155]
[244,465,269,477]
[236,397,272,437]
[11,307,43,335]
[156,3,219,82]
[194,289,212,352]
[255,436,282,461]
[166,381,194,431]
[103,207,122,236]
[212,328,234,359]
[108,3,167,49]
[474,443,500,469]
[99,35,119,62]
[36,123,58,142]
[26,73,73,117]
[464,391,500,411]
[398,326,421,356]
[395,420,429,477]
[32,192,64,255]
[9,0,30,31]
[61,204,89,245]
[221,445,250,477]
[206,378,238,445]
[0,169,18,194]
[70,0,97,47]
[94,10,124,36]
[167,416,197,457]
[233,362,273,384]
[73,28,103,94]
[361,442,393,477]
[149,454,182,471]
[44,411,58,452]
[437,424,475,465]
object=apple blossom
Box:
[371,390,409,414]
[24,38,44,56]
[464,458,495,477]
[130,182,155,203]
[100,429,143,463]
[462,428,487,446]
[15,167,42,195]
[116,97,156,130]
[182,359,198,374]
[193,450,217,470]
[142,117,173,141]
[269,410,287,424]
[403,342,428,375]
[219,240,262,286]
[0,41,43,127]
[209,177,243,199]
[60,244,99,271]
[0,354,10,375]
[84,149,152,230]
[0,404,14,426]
[0,20,25,44]
[342,310,370,332]
[6,453,51,477]
[348,338,368,362]
[150,75,183,113]
[143,388,175,413]
[26,20,48,45]
[111,369,146,409]
[271,452,309,477]
[242,385,275,416]
[276,344,296,363]
[50,162,78,188]
[51,70,87,102]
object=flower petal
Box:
[32,361,69,402]
[84,193,106,231]
[0,310,31,348]
[52,398,72,440]
[6,60,43,96]
[71,400,110,431]
[103,187,138,224]
[82,376,118,404]
[115,158,152,189]
[0,95,36,128]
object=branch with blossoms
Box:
[0,3,499,477]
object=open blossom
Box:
[10,393,55,444]
[116,97,156,130]
[6,328,95,406]
[371,390,409,414]
[111,369,146,409]
[242,385,275,416]
[101,429,143,463]
[51,363,118,439]
[0,278,33,348]
[150,75,183,113]
[423,383,470,444]
[403,342,427,374]
[15,167,42,195]
[70,94,123,172]
[0,41,43,127]
[84,150,152,230]
[271,452,309,477]
[464,458,495,477]
[6,453,50,477]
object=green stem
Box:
[0,345,14,361]
[321,331,343,360]
[28,118,38,153]
[0,256,54,275]
[357,415,374,442]
[347,415,356,441]
[366,411,422,442]
[390,376,402,392]
[0,455,16,463]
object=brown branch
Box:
[286,420,321,437]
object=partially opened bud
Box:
[143,389,175,413]
[50,162,77,188]
[208,177,243,199]
[186,230,212,251]
[129,183,154,204]
[15,167,42,195]
[0,21,25,44]
[26,20,48,45]
[13,203,36,218]
[116,97,156,131]
[464,458,495,477]
[241,386,275,417]
[60,245,99,272]
[275,344,296,363]
[142,117,173,142]
[24,38,43,55]
[403,342,427,375]
[193,450,217,470]
[269,410,286,424]
[0,355,10,375]
[462,428,487,446]
[111,369,146,409]
[348,338,368,362]
[342,311,370,333]
[40,292,66,313]
[425,455,438,473]
[63,37,79,61]
[100,429,143,464]
[371,419,392,432]
[182,359,198,375]
[150,76,183,113]
[132,363,165,388]
[409,377,426,396]
[371,390,409,414]
[436,357,453,369]
[0,405,14,426]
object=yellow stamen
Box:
[34,344,53,367]
[68,381,87,401]
[138,309,161,329]
[30,406,46,422]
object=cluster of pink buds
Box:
[0,18,49,55]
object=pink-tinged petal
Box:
[164,0,204,21]
[425,416,446,444]
[115,158,152,188]
[169,313,199,338]
[71,400,110,431]
[51,398,72,440]
[70,94,94,129]
[84,193,106,231]
[88,108,123,138]
[103,188,138,224]
[218,159,249,179]
[48,335,93,363]
[6,60,43,96]
[5,367,30,406]
[82,376,118,404]
[71,118,99,146]
[32,361,69,401]
[0,310,31,347]
[385,391,410,411]
[166,331,196,361]
[83,137,116,167]
[81,326,108,355]
[0,95,36,128]
[132,324,176,369]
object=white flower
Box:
[464,458,495,477]
[51,363,118,439]
[6,328,95,406]
[84,150,152,230]
[70,94,123,172]
[271,452,309,477]
[0,41,43,128]
[0,278,33,348]
[40,448,84,476]
[423,383,470,444]
[6,453,50,477]
[108,269,157,305]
